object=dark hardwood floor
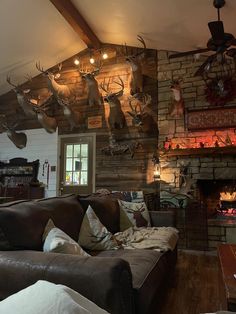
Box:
[160,250,222,314]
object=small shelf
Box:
[160,146,236,157]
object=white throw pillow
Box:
[43,219,89,257]
[0,280,109,314]
[118,200,151,231]
[79,205,119,251]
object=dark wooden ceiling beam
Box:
[50,0,101,49]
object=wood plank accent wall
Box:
[0,44,158,193]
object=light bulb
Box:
[102,52,108,60]
[90,57,95,64]
[74,59,80,66]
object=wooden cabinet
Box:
[0,158,44,200]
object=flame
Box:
[220,192,236,201]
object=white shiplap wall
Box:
[0,128,58,197]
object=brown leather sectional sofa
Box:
[0,194,177,314]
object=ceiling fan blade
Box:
[208,21,225,42]
[194,54,216,77]
[169,48,210,59]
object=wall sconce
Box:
[153,164,160,181]
[152,154,160,181]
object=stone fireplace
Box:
[157,50,236,250]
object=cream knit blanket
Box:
[115,226,179,252]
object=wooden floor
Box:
[159,250,222,314]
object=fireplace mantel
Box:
[160,146,236,157]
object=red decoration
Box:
[205,78,236,106]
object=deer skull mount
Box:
[6,76,36,118]
[100,77,126,129]
[127,93,158,135]
[56,97,84,131]
[125,35,146,95]
[101,132,140,158]
[169,79,184,118]
[0,117,27,149]
[78,64,102,106]
[36,62,71,99]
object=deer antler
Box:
[6,75,17,88]
[36,61,47,74]
[136,35,146,55]
[113,76,124,97]
[100,78,111,94]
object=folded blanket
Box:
[115,226,179,252]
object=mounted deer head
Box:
[36,62,71,99]
[127,94,158,135]
[32,105,57,134]
[56,97,84,130]
[0,118,27,149]
[124,35,146,95]
[78,63,102,106]
[169,79,184,118]
[6,76,36,117]
[100,77,125,129]
[124,203,148,227]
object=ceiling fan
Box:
[169,0,236,76]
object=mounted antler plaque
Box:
[186,106,236,130]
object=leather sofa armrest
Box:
[0,251,134,314]
[149,210,176,227]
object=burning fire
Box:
[220,192,236,201]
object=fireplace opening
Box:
[197,180,236,219]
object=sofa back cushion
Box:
[78,194,121,234]
[0,194,84,250]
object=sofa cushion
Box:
[43,219,89,256]
[78,195,121,234]
[0,228,12,250]
[0,194,84,250]
[78,206,119,251]
[97,249,173,314]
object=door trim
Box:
[57,133,96,196]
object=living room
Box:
[0,0,235,313]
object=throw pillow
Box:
[118,200,151,231]
[0,280,109,314]
[79,205,119,251]
[43,219,89,257]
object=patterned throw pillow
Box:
[78,206,119,251]
[118,200,151,231]
[43,219,89,257]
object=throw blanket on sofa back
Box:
[115,226,179,252]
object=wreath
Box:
[205,77,236,106]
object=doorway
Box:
[58,134,96,195]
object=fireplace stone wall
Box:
[157,50,236,249]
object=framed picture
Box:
[186,106,236,130]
